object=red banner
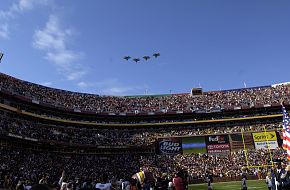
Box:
[207,143,230,154]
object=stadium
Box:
[0,72,289,190]
[1,1,290,190]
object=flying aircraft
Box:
[123,56,131,61]
[143,56,150,61]
[133,58,140,63]
[153,53,160,58]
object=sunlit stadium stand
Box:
[0,73,289,189]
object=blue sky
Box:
[0,0,290,96]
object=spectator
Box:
[173,171,184,190]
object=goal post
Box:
[241,127,274,169]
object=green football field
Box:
[189,180,267,190]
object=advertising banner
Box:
[252,131,277,142]
[252,131,278,150]
[207,144,230,154]
[254,141,279,150]
[206,135,230,155]
[156,137,183,155]
[207,135,229,145]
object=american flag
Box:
[282,106,290,160]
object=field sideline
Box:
[189,180,267,190]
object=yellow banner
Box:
[252,131,277,142]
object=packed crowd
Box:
[0,73,289,189]
[0,146,286,189]
[0,111,281,146]
[0,147,142,189]
[172,148,286,180]
[0,73,289,113]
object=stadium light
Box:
[0,52,3,62]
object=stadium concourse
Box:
[0,73,290,190]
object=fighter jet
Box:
[143,56,150,61]
[123,56,131,61]
[133,58,140,63]
[153,53,160,58]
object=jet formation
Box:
[123,53,160,64]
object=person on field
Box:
[95,174,112,190]
[265,172,273,190]
[173,171,185,190]
[205,170,213,190]
[281,165,290,190]
[272,160,285,190]
[241,166,247,190]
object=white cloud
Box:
[66,71,87,81]
[0,1,86,80]
[18,0,47,11]
[95,78,119,88]
[0,0,50,39]
[33,15,68,51]
[77,81,89,88]
[77,78,146,96]
[45,50,81,65]
[0,24,9,39]
[77,80,112,89]
[33,15,86,80]
[40,82,52,86]
[16,0,49,12]
[101,87,135,96]
[0,0,86,81]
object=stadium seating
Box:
[0,73,288,189]
[1,72,289,114]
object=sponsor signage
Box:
[206,135,230,155]
[252,131,278,150]
[207,135,229,144]
[157,138,182,155]
[254,141,278,150]
[207,144,230,154]
[252,131,277,142]
[207,144,230,150]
